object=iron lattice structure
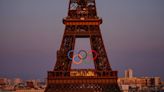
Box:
[45,0,121,92]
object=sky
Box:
[0,0,164,81]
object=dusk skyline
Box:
[0,0,164,80]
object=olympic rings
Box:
[88,50,98,60]
[72,54,83,65]
[78,50,87,59]
[82,53,93,64]
[67,50,98,65]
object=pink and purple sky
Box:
[0,0,164,80]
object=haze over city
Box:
[0,0,164,81]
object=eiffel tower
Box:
[45,0,121,92]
